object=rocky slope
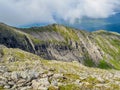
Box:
[0,23,120,69]
[0,45,120,90]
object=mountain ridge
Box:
[0,23,120,69]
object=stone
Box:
[19,86,32,90]
[8,81,15,86]
[16,79,26,87]
[50,79,58,86]
[49,76,58,86]
[47,72,54,77]
[3,72,11,79]
[53,74,63,78]
[20,71,28,79]
[4,85,10,89]
[20,70,39,81]
[40,73,48,78]
[26,82,32,86]
[38,86,48,90]
[0,81,6,87]
[31,80,40,90]
[11,84,17,89]
[32,78,50,90]
[0,66,8,73]
[0,76,7,82]
[95,84,108,88]
[97,77,105,83]
[11,72,20,81]
[75,79,80,84]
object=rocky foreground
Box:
[0,45,120,90]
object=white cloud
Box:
[0,0,120,26]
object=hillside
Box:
[0,23,120,69]
[0,23,120,90]
[0,45,120,90]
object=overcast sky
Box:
[0,0,120,27]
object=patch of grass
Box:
[98,60,112,69]
[59,84,80,90]
[84,59,95,67]
[31,37,41,44]
[83,76,99,84]
[0,87,4,90]
[48,86,57,90]
[63,73,80,80]
[110,60,120,70]
[110,84,120,90]
[94,35,120,69]
[52,24,79,43]
[15,51,25,59]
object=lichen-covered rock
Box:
[21,70,39,80]
[0,81,6,87]
[32,77,50,90]
[0,66,8,73]
[11,72,20,81]
[4,85,10,89]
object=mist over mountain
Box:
[0,0,120,33]
[59,12,120,33]
[19,12,120,33]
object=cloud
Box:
[0,0,120,26]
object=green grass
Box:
[0,87,3,90]
[110,60,120,70]
[15,51,25,59]
[52,25,79,43]
[48,86,57,90]
[94,34,120,69]
[63,73,80,80]
[84,58,95,67]
[82,51,96,67]
[98,60,112,69]
[59,84,80,90]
